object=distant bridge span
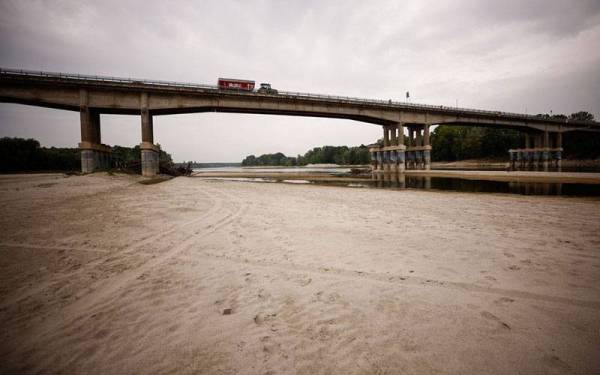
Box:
[1,68,598,175]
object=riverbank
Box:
[1,173,599,374]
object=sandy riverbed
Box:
[1,173,599,374]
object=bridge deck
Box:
[1,68,597,129]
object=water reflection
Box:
[369,173,600,196]
[198,175,600,197]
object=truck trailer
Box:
[217,78,255,91]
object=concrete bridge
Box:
[1,68,598,176]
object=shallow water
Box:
[198,175,600,197]
[192,166,600,196]
[193,166,352,174]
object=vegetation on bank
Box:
[239,111,598,166]
[430,111,599,161]
[241,145,371,166]
[176,162,241,168]
[0,137,173,173]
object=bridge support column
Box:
[415,128,423,169]
[407,127,415,169]
[140,93,159,177]
[370,149,378,171]
[509,150,516,169]
[389,127,397,173]
[423,124,431,170]
[390,150,397,173]
[79,90,111,173]
[555,132,563,170]
[397,124,406,172]
[383,126,390,172]
[370,124,405,176]
[542,131,550,171]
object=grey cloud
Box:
[0,0,599,162]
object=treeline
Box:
[0,137,80,172]
[430,111,600,161]
[176,162,241,168]
[431,127,520,161]
[0,137,173,173]
[241,145,371,166]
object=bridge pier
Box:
[79,90,111,173]
[509,130,563,171]
[140,93,159,177]
[369,123,405,174]
[405,124,431,170]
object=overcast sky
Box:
[1,0,599,162]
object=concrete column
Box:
[416,127,423,147]
[370,150,377,171]
[542,131,550,170]
[556,132,563,170]
[383,126,390,147]
[141,110,153,144]
[509,150,516,170]
[415,127,423,169]
[390,125,398,146]
[423,124,430,146]
[140,92,159,177]
[398,124,405,146]
[397,149,405,172]
[79,89,110,173]
[407,127,413,170]
[397,123,406,172]
[80,109,94,174]
[390,150,397,173]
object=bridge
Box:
[1,68,599,176]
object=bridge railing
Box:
[0,67,592,126]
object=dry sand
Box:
[0,173,599,374]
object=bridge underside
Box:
[1,77,598,176]
[0,93,580,176]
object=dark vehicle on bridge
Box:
[218,78,255,91]
[257,83,278,94]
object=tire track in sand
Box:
[189,251,600,311]
[0,182,230,310]
[2,183,245,325]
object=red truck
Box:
[218,78,255,91]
